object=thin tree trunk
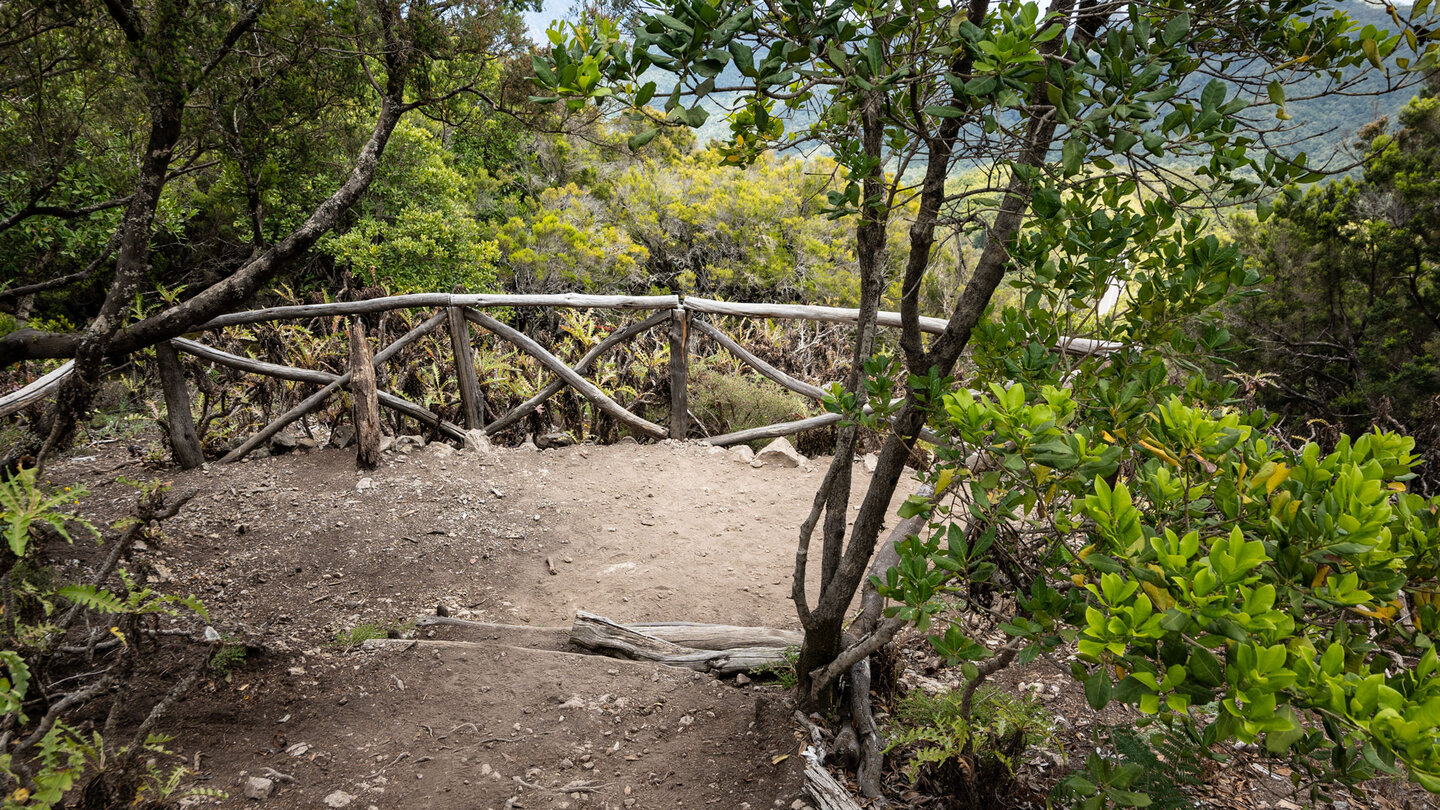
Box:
[155,341,204,469]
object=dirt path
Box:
[48,438,911,809]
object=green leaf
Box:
[531,54,556,86]
[1162,13,1190,47]
[1189,646,1224,687]
[729,41,756,76]
[652,13,693,35]
[57,584,127,614]
[627,128,659,150]
[1362,38,1381,68]
[1200,80,1226,114]
[1266,80,1285,108]
[1085,669,1112,710]
[1062,137,1085,176]
[635,81,657,107]
[924,105,965,119]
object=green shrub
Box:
[689,362,811,442]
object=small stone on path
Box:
[753,437,805,469]
[323,790,356,808]
[243,776,273,800]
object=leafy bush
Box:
[689,361,812,442]
[321,119,501,294]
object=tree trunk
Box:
[155,341,204,469]
[794,0,1066,710]
[349,321,381,470]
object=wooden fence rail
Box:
[0,293,1125,466]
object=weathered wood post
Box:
[668,306,689,439]
[154,341,204,469]
[348,320,382,470]
[448,306,484,430]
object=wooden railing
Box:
[0,293,1123,464]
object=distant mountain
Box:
[671,2,1420,172]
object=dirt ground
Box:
[38,435,1431,810]
[44,437,910,809]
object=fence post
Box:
[349,320,382,470]
[155,340,204,469]
[669,306,689,439]
[448,306,484,430]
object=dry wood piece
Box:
[568,611,791,675]
[627,621,802,650]
[195,292,681,330]
[0,359,73,419]
[668,307,690,438]
[802,746,865,810]
[448,306,484,430]
[684,296,1122,356]
[463,309,667,439]
[706,413,844,447]
[349,321,382,470]
[154,342,203,469]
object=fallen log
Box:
[803,745,866,810]
[627,621,802,651]
[568,610,792,675]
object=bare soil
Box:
[45,438,907,810]
[40,437,1427,810]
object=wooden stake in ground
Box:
[668,307,689,439]
[348,321,381,470]
[448,305,484,430]
[154,341,204,469]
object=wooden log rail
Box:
[0,292,1125,463]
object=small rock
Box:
[355,477,374,492]
[735,672,752,686]
[862,453,879,473]
[296,437,319,450]
[287,667,306,677]
[268,433,299,455]
[428,442,456,459]
[323,790,355,808]
[378,435,394,453]
[754,437,805,468]
[243,776,273,800]
[329,424,356,449]
[463,430,492,453]
[536,431,574,450]
[730,445,756,465]
[285,742,311,757]
[395,434,425,454]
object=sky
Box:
[522,0,574,42]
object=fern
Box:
[1111,723,1206,810]
[56,585,127,615]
